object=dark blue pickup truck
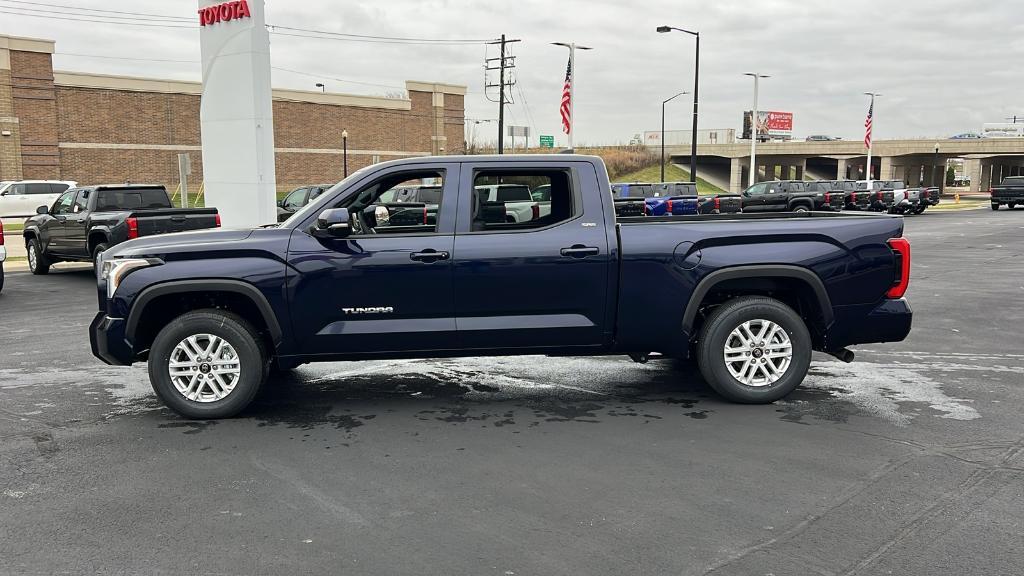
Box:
[90,155,912,419]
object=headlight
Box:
[102,258,161,299]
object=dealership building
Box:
[0,34,466,191]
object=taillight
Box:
[531,203,540,220]
[0,220,4,245]
[667,199,674,213]
[851,192,857,202]
[876,191,883,201]
[886,237,911,299]
[126,216,138,240]
[714,197,721,210]
[824,192,831,203]
[422,205,428,225]
[215,213,221,227]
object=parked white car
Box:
[0,180,77,217]
[473,184,540,223]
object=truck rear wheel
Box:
[696,296,811,404]
[148,309,267,419]
[991,203,999,211]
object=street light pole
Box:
[657,26,700,181]
[932,144,939,188]
[341,129,349,177]
[744,73,770,187]
[552,42,593,151]
[660,91,687,182]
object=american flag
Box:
[864,97,874,149]
[560,57,572,135]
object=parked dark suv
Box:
[277,184,333,222]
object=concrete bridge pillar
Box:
[981,162,994,192]
[729,157,747,193]
[880,156,893,180]
[964,158,981,192]
[795,163,804,181]
[836,158,848,180]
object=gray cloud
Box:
[6,0,1023,146]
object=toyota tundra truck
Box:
[90,155,913,419]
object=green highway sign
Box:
[539,135,554,148]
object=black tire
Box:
[0,263,4,294]
[991,203,1000,211]
[696,296,812,404]
[148,309,267,419]
[792,205,810,213]
[91,242,109,272]
[26,238,50,275]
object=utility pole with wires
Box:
[485,34,521,154]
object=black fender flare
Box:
[682,265,834,337]
[87,228,111,251]
[125,279,283,345]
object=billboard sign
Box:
[982,123,1024,137]
[743,110,793,139]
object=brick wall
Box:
[49,85,463,191]
[10,50,59,179]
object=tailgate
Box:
[614,198,646,217]
[665,197,698,215]
[709,195,742,213]
[134,209,219,236]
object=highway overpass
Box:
[661,139,1024,193]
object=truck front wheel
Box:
[26,238,49,275]
[148,309,268,419]
[696,296,811,403]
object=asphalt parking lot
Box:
[1,209,1022,575]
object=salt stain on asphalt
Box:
[798,360,980,425]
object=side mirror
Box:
[312,208,351,238]
[276,199,283,207]
[37,205,48,215]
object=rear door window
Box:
[26,183,53,195]
[470,170,576,232]
[49,183,70,194]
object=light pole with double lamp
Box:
[744,73,770,187]
[656,25,700,181]
[342,129,349,177]
[660,92,688,182]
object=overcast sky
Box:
[5,0,1023,146]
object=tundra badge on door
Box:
[342,306,395,315]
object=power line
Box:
[266,25,494,44]
[267,30,491,46]
[55,52,197,63]
[0,0,190,20]
[0,7,199,28]
[271,66,407,91]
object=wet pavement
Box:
[1,210,1023,575]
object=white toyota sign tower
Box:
[197,0,276,228]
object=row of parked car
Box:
[610,179,941,218]
[272,177,946,228]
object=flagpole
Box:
[568,42,575,150]
[866,95,873,185]
[553,42,592,152]
[864,92,880,184]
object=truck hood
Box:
[106,228,254,257]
